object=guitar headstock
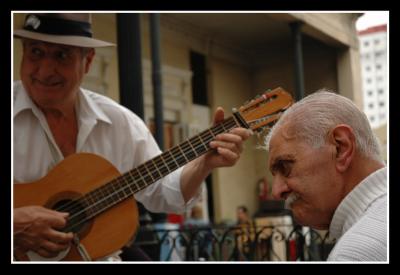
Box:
[235,87,294,133]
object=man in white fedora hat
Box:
[13,13,252,261]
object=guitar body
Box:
[14,153,139,261]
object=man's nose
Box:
[36,57,57,78]
[271,175,290,200]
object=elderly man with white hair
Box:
[265,90,387,261]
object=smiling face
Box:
[20,39,94,110]
[268,124,345,230]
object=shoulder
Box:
[81,88,150,137]
[329,196,387,261]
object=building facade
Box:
[358,24,388,129]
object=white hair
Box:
[265,89,382,162]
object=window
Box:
[190,51,208,106]
[376,64,382,70]
[366,66,371,71]
[377,76,383,82]
[374,39,380,45]
[368,103,374,109]
[379,101,385,107]
[367,78,372,84]
[364,41,369,47]
[378,89,384,95]
[368,90,373,96]
[369,116,375,122]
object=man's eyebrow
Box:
[270,155,295,171]
[24,40,41,47]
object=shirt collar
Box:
[13,81,112,125]
[329,167,387,240]
[13,81,37,118]
[77,87,112,125]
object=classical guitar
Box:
[14,87,293,261]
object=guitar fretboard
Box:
[66,116,241,226]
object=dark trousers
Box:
[120,245,152,261]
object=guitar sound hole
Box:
[52,199,88,234]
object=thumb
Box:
[213,107,225,126]
[60,212,70,218]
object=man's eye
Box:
[57,51,69,60]
[279,161,292,177]
[31,48,43,56]
[282,164,291,177]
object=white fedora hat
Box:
[14,13,115,48]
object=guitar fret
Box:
[126,172,137,194]
[140,165,153,183]
[177,143,189,162]
[149,162,161,180]
[143,163,156,182]
[113,178,125,198]
[187,139,198,157]
[197,134,209,151]
[119,177,131,197]
[97,184,110,209]
[169,146,184,166]
[156,158,170,176]
[168,149,180,169]
[83,192,96,215]
[135,168,146,187]
[220,122,227,131]
[208,128,216,141]
[151,159,162,178]
[200,131,215,147]
[184,145,196,160]
[159,154,171,174]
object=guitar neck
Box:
[78,115,246,220]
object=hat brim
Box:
[14,29,115,48]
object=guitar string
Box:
[53,118,239,227]
[62,119,239,232]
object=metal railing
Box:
[131,224,335,261]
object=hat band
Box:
[23,14,93,38]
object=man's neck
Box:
[38,93,78,121]
[343,154,385,197]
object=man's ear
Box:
[84,48,95,74]
[328,124,356,172]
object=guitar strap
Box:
[73,235,92,261]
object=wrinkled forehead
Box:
[268,124,297,160]
[269,122,294,149]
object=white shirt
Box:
[13,81,202,260]
[327,167,387,262]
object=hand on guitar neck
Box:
[13,206,74,259]
[180,107,253,202]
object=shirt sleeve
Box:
[125,112,203,213]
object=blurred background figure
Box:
[236,205,251,225]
